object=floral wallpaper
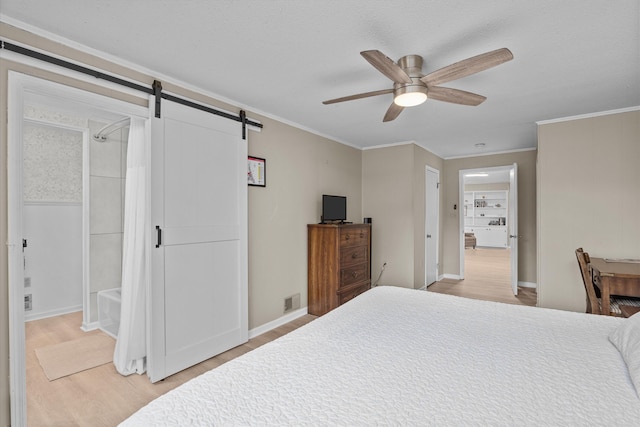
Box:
[23,122,83,203]
[24,104,87,128]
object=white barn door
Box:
[148,100,248,382]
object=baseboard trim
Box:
[518,281,537,289]
[24,305,82,322]
[248,307,309,339]
[81,321,100,332]
[441,273,461,280]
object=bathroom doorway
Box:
[7,72,148,424]
[21,93,130,330]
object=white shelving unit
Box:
[464,190,508,248]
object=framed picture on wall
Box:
[248,156,266,187]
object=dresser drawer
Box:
[340,227,369,247]
[338,283,369,305]
[308,223,371,316]
[340,263,368,287]
[340,245,368,266]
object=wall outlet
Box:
[25,294,32,311]
[284,293,301,313]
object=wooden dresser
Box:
[307,223,371,316]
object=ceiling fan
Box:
[322,48,513,122]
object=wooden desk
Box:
[620,305,640,318]
[589,258,640,316]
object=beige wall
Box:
[537,109,640,312]
[362,144,444,289]
[362,145,414,287]
[441,150,538,283]
[247,117,362,327]
[0,22,362,423]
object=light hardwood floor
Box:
[26,249,534,425]
[26,312,316,426]
[428,247,537,306]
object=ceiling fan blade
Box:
[420,48,513,86]
[361,50,412,84]
[383,102,404,122]
[322,88,393,105]
[428,86,487,106]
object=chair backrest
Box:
[576,248,600,314]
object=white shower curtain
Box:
[114,117,147,375]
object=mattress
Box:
[121,286,640,426]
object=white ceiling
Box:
[2,0,639,158]
[464,168,511,185]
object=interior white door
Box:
[148,99,248,382]
[509,163,518,295]
[425,167,439,286]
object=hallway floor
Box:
[428,247,537,306]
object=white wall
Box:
[537,108,640,311]
[23,204,83,319]
[22,119,84,320]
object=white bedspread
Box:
[122,286,640,426]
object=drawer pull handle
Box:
[345,234,350,240]
[360,232,364,238]
[352,271,358,278]
[352,252,358,259]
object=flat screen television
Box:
[322,195,347,223]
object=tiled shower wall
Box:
[88,120,128,322]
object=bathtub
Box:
[97,288,121,339]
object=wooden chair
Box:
[576,248,600,314]
[575,248,640,316]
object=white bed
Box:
[122,286,640,426]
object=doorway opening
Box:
[459,165,517,295]
[7,71,148,425]
[22,101,130,330]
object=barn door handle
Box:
[156,226,162,248]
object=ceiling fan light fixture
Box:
[394,91,427,107]
[323,47,513,122]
